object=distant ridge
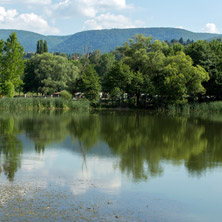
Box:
[0,28,221,54]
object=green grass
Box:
[0,98,90,111]
[165,101,222,115]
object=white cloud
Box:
[0,0,137,34]
[83,13,143,30]
[52,0,131,18]
[23,0,52,4]
[202,23,220,34]
[0,7,59,34]
[0,0,52,5]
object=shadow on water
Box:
[0,110,222,182]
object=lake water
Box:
[0,111,222,222]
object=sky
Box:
[0,0,222,36]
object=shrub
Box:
[60,90,72,100]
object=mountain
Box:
[0,28,221,54]
[0,29,69,53]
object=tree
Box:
[89,50,101,65]
[40,40,44,54]
[78,64,101,102]
[185,40,222,99]
[36,40,48,54]
[179,37,184,45]
[103,61,132,101]
[0,33,24,97]
[155,52,209,104]
[23,53,79,95]
[169,42,184,55]
[96,53,115,77]
[44,40,48,53]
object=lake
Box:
[0,111,222,222]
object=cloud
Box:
[202,23,220,34]
[52,0,131,18]
[1,0,52,5]
[0,7,59,34]
[83,13,143,30]
[23,0,52,4]
[0,0,137,34]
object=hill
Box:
[0,28,221,54]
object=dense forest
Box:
[0,32,222,108]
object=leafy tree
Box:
[96,53,115,77]
[60,90,72,99]
[169,42,184,55]
[185,40,222,99]
[89,50,101,65]
[117,34,154,105]
[103,61,132,101]
[23,53,79,95]
[0,33,24,97]
[155,52,209,104]
[79,64,101,102]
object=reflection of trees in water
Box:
[68,112,222,180]
[0,117,22,181]
[0,111,222,182]
[185,119,222,176]
[99,114,208,180]
[22,113,70,153]
[67,114,100,150]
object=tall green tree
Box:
[103,61,132,100]
[78,64,101,102]
[36,40,48,54]
[0,33,24,97]
[44,40,48,53]
[156,52,209,104]
[186,40,222,99]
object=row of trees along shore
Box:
[0,32,222,108]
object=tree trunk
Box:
[136,93,140,107]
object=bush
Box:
[60,90,72,100]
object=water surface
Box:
[0,111,222,221]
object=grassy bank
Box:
[1,98,222,114]
[159,101,222,115]
[0,98,90,111]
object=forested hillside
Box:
[0,28,221,53]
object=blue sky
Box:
[0,0,221,35]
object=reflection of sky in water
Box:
[1,113,222,221]
[1,135,221,222]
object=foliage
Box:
[185,40,222,99]
[78,65,101,102]
[159,52,209,104]
[23,53,79,95]
[60,90,72,100]
[36,40,48,54]
[0,32,24,97]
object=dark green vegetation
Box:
[36,40,48,54]
[0,32,222,110]
[0,33,24,97]
[0,28,222,53]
